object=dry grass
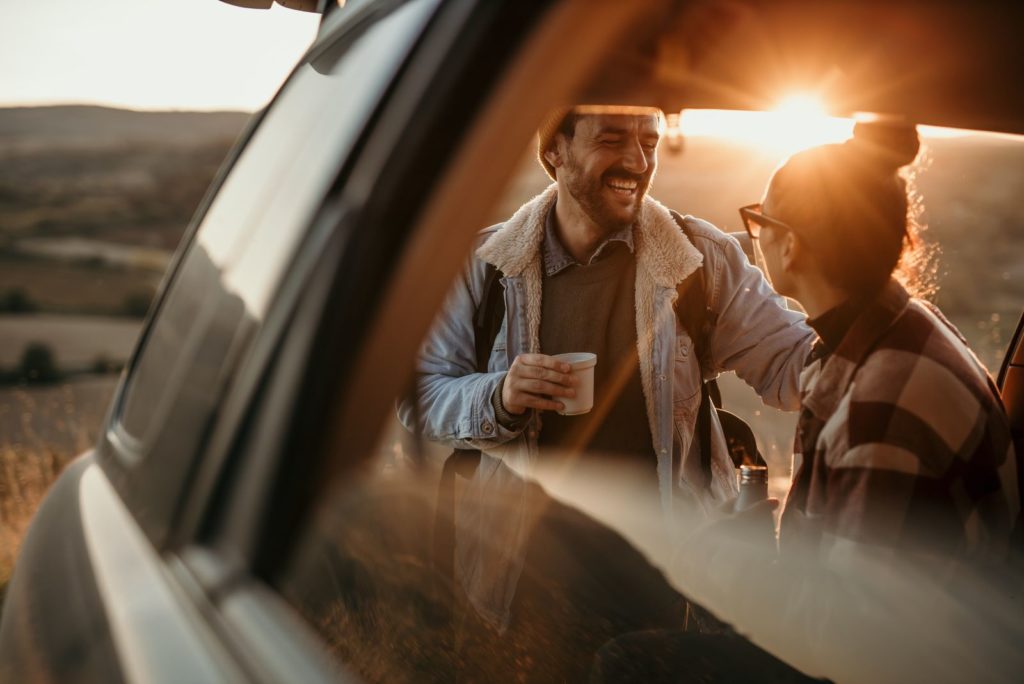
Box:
[0,378,117,595]
[0,444,68,589]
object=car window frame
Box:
[95,0,443,547]
[163,0,664,676]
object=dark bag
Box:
[669,211,766,481]
[431,262,504,585]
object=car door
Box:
[155,0,661,680]
[0,1,459,680]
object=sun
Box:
[774,93,827,118]
[678,92,854,156]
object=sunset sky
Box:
[0,0,318,112]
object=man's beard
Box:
[562,153,651,234]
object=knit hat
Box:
[537,106,573,180]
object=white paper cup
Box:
[553,352,597,415]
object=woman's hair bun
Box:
[848,120,920,172]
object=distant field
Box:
[0,314,142,368]
[0,256,161,316]
[0,106,243,253]
[0,107,240,595]
[13,237,172,271]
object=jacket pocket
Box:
[487,322,508,372]
[672,333,702,409]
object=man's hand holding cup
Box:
[502,352,596,416]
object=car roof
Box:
[567,0,1024,136]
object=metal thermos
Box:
[735,464,769,511]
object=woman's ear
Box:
[779,230,800,273]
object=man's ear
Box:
[543,133,565,170]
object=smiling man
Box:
[416,107,810,490]
[407,102,816,527]
[401,106,813,638]
[497,110,670,472]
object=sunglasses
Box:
[739,203,795,240]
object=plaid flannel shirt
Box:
[780,279,1021,567]
[675,280,1024,680]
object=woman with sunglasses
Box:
[664,123,1023,682]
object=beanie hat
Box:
[537,106,573,180]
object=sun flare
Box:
[678,92,854,156]
[774,93,827,118]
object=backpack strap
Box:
[434,263,505,593]
[474,262,506,372]
[670,212,765,482]
[670,211,720,488]
[669,212,720,399]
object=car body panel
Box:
[0,456,245,682]
[78,464,241,683]
[0,457,118,682]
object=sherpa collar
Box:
[477,183,702,289]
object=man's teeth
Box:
[607,179,638,194]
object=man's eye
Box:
[599,138,623,146]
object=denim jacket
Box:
[399,184,812,627]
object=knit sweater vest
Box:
[537,240,655,472]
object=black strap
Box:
[434,264,505,587]
[474,263,506,372]
[672,211,766,479]
[671,211,720,487]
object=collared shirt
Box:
[805,297,869,364]
[543,203,635,276]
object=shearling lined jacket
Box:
[400,184,812,628]
[781,279,1021,565]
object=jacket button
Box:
[482,421,494,434]
[660,448,668,455]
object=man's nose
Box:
[621,137,649,174]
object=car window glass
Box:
[274,122,1024,681]
[115,0,439,450]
